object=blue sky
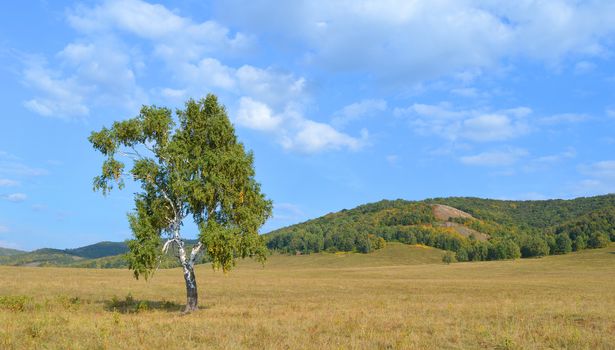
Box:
[1,1,615,250]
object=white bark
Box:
[189,242,204,267]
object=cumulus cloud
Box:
[282,120,366,153]
[22,39,147,119]
[236,97,282,131]
[21,0,361,153]
[395,103,530,142]
[68,0,252,58]
[23,0,246,119]
[460,148,528,167]
[218,0,615,82]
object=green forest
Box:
[265,194,615,261]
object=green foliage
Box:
[489,239,521,260]
[267,195,615,262]
[572,235,587,251]
[90,95,272,280]
[0,295,33,312]
[442,251,456,264]
[520,236,550,258]
[554,234,573,255]
[588,232,610,249]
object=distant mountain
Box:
[265,194,615,261]
[65,241,128,259]
[0,239,201,268]
[0,247,25,256]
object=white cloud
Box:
[331,99,387,127]
[395,103,530,142]
[460,148,528,167]
[219,1,615,82]
[68,0,252,58]
[22,39,146,119]
[607,109,615,118]
[22,58,89,118]
[235,66,306,109]
[21,0,359,153]
[282,120,366,153]
[0,179,19,187]
[3,193,27,202]
[236,97,282,131]
[23,0,247,119]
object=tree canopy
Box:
[90,94,271,312]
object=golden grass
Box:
[1,243,614,349]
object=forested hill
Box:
[424,195,615,231]
[265,194,615,261]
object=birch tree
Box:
[89,94,272,313]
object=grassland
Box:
[1,242,614,349]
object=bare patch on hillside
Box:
[432,205,489,241]
[432,204,473,221]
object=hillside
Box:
[65,241,128,259]
[265,194,615,262]
[0,247,25,256]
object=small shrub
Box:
[442,251,456,264]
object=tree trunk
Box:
[182,263,198,313]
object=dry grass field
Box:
[1,242,614,349]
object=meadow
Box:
[0,242,614,349]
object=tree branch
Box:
[189,242,204,267]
